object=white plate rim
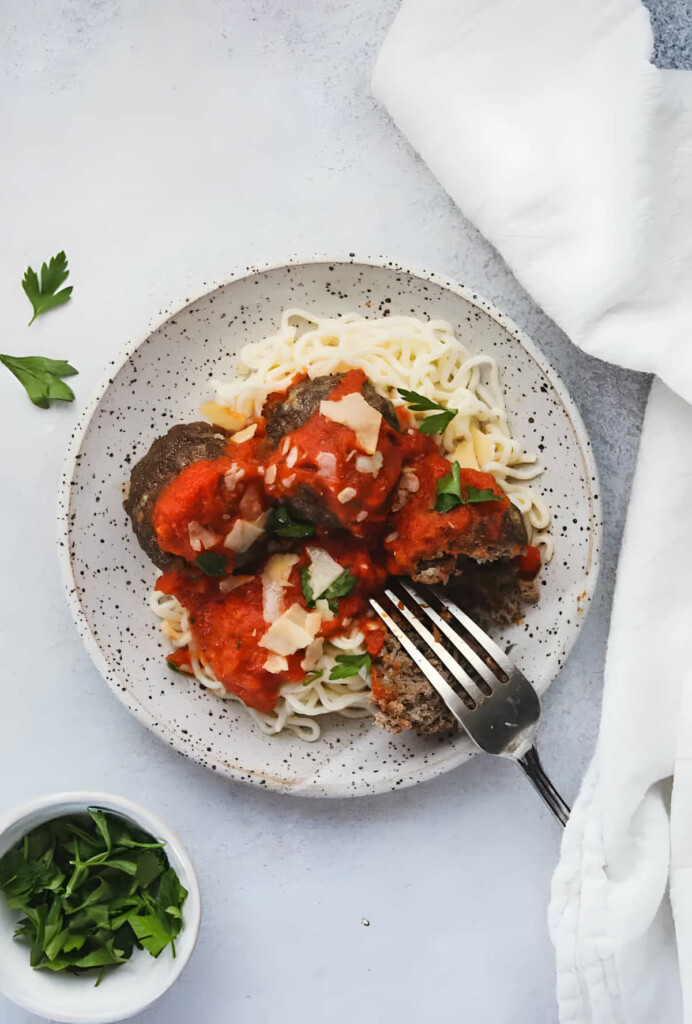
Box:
[56,252,603,796]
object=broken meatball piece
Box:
[263,369,404,535]
[370,632,457,734]
[385,429,528,584]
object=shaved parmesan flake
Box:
[265,464,277,485]
[471,426,495,469]
[402,469,420,493]
[261,579,283,624]
[306,546,344,598]
[261,554,299,624]
[223,464,245,490]
[315,599,335,621]
[231,422,258,444]
[265,553,299,583]
[199,401,245,432]
[219,574,255,594]
[451,436,479,470]
[285,446,298,468]
[258,603,322,656]
[355,452,383,477]
[223,514,267,553]
[302,638,324,671]
[264,654,289,674]
[316,452,337,478]
[356,511,367,522]
[320,392,382,454]
[337,487,357,504]
[188,521,220,552]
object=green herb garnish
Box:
[22,251,73,325]
[435,461,504,513]
[505,643,517,655]
[0,355,78,409]
[267,504,316,538]
[329,652,372,681]
[301,566,357,615]
[194,552,226,576]
[302,670,324,686]
[0,809,187,982]
[300,567,315,606]
[166,657,186,674]
[323,570,357,602]
[398,387,458,435]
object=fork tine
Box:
[382,587,486,706]
[430,586,514,674]
[369,596,469,719]
[395,580,503,689]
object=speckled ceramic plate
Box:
[58,257,602,797]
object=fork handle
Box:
[517,746,570,826]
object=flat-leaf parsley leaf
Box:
[22,251,73,325]
[329,652,371,681]
[435,462,504,513]
[0,354,78,409]
[267,504,316,538]
[397,387,458,436]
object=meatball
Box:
[263,369,404,535]
[124,422,229,569]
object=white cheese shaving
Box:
[265,464,277,485]
[258,603,322,656]
[188,521,220,552]
[265,553,299,583]
[356,511,367,522]
[285,446,298,468]
[316,451,337,478]
[315,598,335,621]
[306,546,344,598]
[337,487,357,504]
[223,464,245,490]
[301,638,324,671]
[355,451,383,477]
[223,514,267,553]
[261,553,299,624]
[264,654,289,674]
[320,392,382,454]
[402,469,420,492]
[231,422,258,444]
[471,426,495,469]
[219,574,255,594]
[451,436,479,470]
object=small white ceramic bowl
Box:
[0,792,201,1023]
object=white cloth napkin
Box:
[373,2,692,1021]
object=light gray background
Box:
[1,2,688,1022]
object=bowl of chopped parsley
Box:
[0,792,201,1023]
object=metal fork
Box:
[370,579,570,825]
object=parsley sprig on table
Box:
[435,461,504,513]
[0,355,78,409]
[22,251,73,325]
[0,809,187,983]
[397,387,458,435]
[1,251,78,409]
